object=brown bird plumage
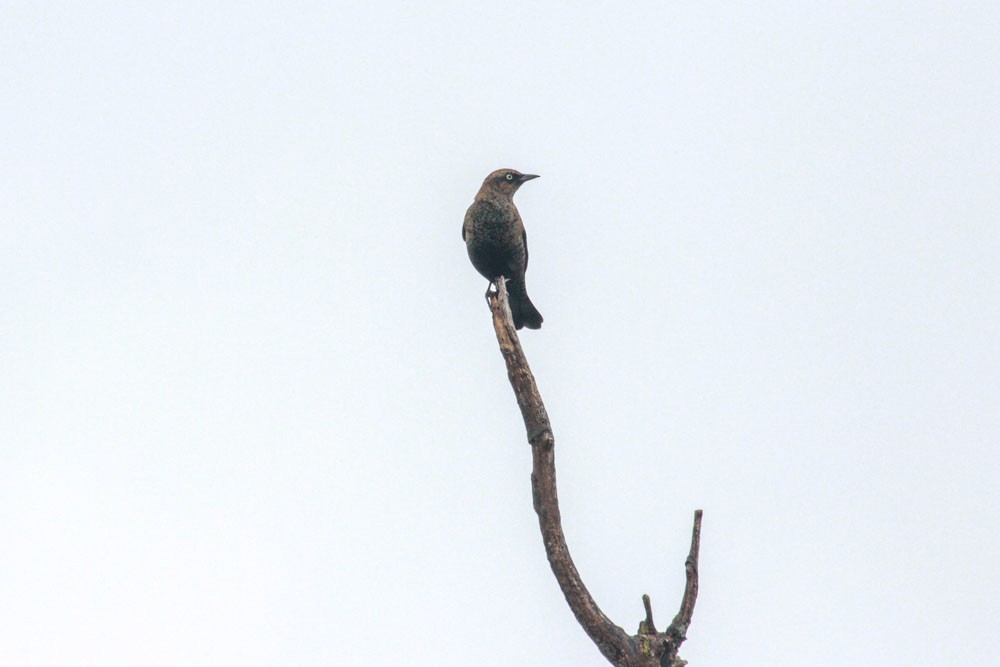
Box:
[463,168,544,330]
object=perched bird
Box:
[462,168,544,330]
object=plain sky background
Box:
[2,2,998,666]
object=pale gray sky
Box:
[2,2,998,666]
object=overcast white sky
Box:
[2,2,998,666]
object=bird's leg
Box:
[484,276,503,303]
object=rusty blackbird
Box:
[463,168,544,330]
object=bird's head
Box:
[480,168,540,197]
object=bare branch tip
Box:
[690,511,703,551]
[641,594,656,634]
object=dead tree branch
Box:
[488,278,703,667]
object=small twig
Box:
[667,510,703,643]
[639,594,657,635]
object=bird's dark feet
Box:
[484,277,504,303]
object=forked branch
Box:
[488,278,703,667]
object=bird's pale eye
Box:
[505,173,514,181]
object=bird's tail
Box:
[507,279,543,330]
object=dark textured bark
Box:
[488,278,703,667]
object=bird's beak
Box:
[518,174,540,183]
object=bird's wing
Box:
[522,229,529,269]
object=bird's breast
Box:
[464,199,518,244]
